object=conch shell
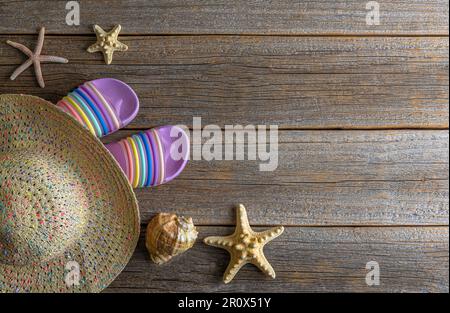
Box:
[145,213,198,264]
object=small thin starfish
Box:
[6,27,68,88]
[87,25,128,65]
[204,204,284,283]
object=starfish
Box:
[204,204,284,283]
[87,25,128,65]
[6,27,68,88]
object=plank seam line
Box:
[122,127,450,131]
[139,224,450,228]
[173,178,449,184]
[1,33,449,38]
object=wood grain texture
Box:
[0,36,448,129]
[106,226,449,292]
[0,0,448,35]
[103,130,449,226]
[0,1,448,293]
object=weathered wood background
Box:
[0,0,448,292]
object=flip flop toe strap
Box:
[117,129,165,188]
[57,82,122,137]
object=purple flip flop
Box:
[57,78,139,137]
[105,126,190,188]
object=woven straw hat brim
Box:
[0,94,140,293]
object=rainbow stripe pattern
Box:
[116,129,166,188]
[57,82,122,137]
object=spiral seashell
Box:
[145,213,198,265]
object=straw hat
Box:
[0,94,140,292]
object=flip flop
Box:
[57,78,139,137]
[106,126,190,187]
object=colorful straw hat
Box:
[0,94,140,292]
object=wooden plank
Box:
[0,36,448,129]
[105,226,449,292]
[0,0,448,35]
[103,130,449,226]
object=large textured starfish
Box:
[87,25,128,65]
[6,27,68,88]
[204,204,284,283]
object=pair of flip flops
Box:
[57,78,189,187]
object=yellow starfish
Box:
[204,204,284,283]
[87,25,128,65]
